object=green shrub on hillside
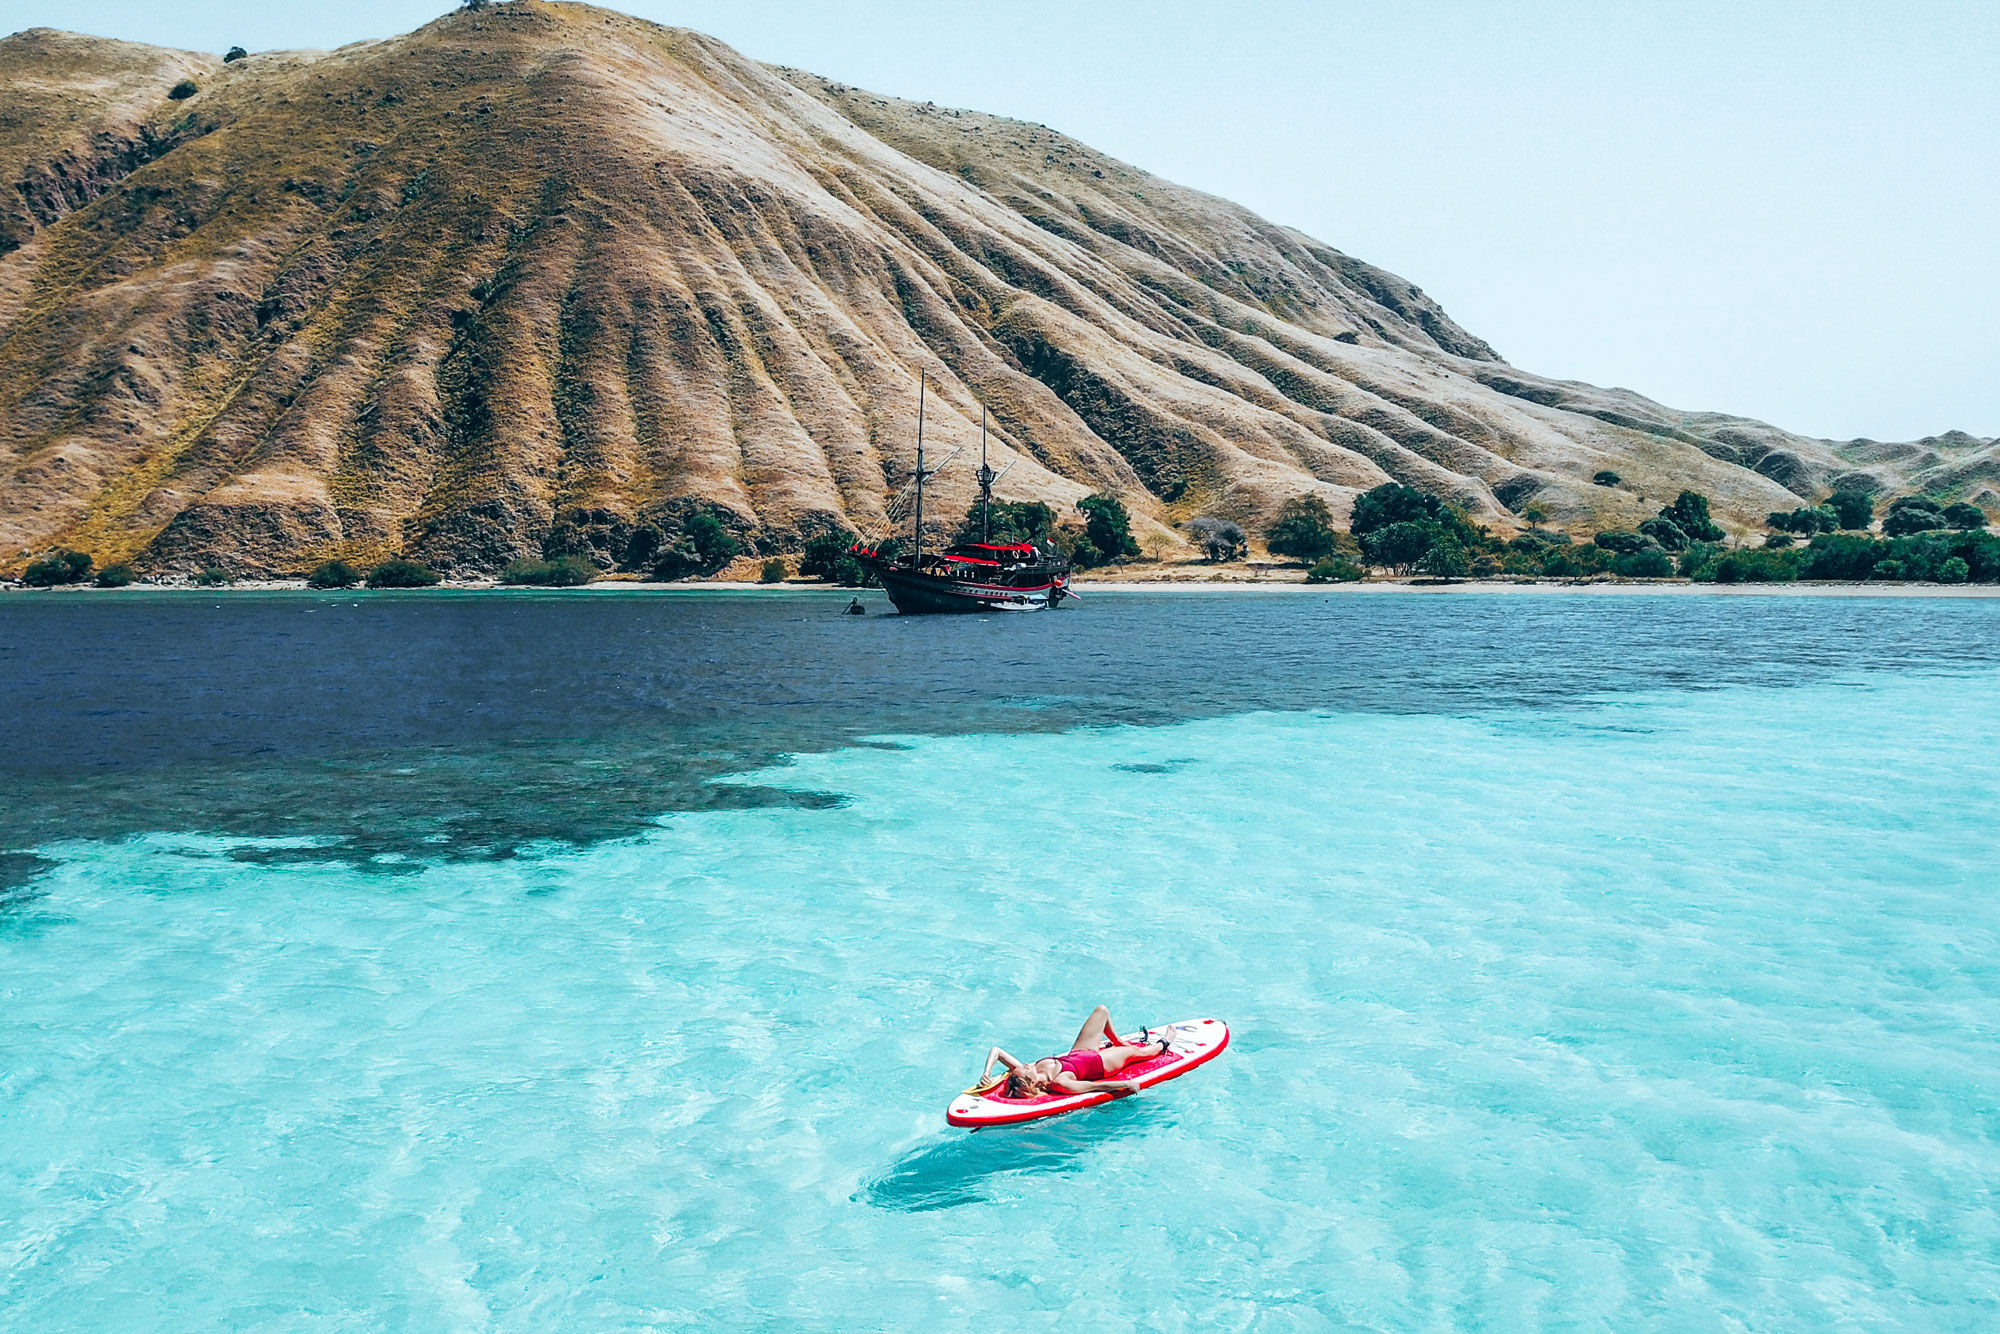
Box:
[194,566,232,586]
[1944,502,1989,530]
[649,513,742,580]
[21,549,92,587]
[688,514,741,566]
[500,556,593,586]
[1611,549,1675,578]
[1798,529,2000,582]
[800,531,859,580]
[366,558,440,588]
[798,531,877,586]
[1540,543,1616,578]
[1304,557,1365,583]
[93,564,136,587]
[1692,548,1800,583]
[168,80,198,100]
[1592,471,1621,486]
[759,558,787,583]
[1768,505,1838,535]
[306,560,361,589]
[1939,557,1971,584]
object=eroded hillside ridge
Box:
[1,2,1992,577]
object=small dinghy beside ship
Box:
[851,374,1075,614]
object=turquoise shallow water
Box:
[5,652,2000,1329]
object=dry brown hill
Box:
[1,2,1991,577]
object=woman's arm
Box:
[981,1047,1025,1080]
[1048,1074,1142,1097]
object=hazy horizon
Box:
[8,0,1996,442]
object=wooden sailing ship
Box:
[852,374,1074,614]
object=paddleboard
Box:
[946,1017,1229,1128]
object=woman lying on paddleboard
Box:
[980,1005,1171,1099]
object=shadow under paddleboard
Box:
[858,1099,1166,1211]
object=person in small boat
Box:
[843,597,865,615]
[981,1005,1171,1099]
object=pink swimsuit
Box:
[1053,1049,1106,1082]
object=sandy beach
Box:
[13,574,1999,598]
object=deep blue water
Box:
[4,588,1999,1329]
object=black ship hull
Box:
[875,565,1067,613]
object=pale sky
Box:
[9,0,1996,442]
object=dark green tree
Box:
[365,558,440,588]
[688,513,740,566]
[1360,521,1434,572]
[651,513,742,579]
[1612,548,1675,578]
[1700,550,1800,584]
[20,549,92,587]
[1592,470,1621,486]
[799,532,860,580]
[1265,494,1338,562]
[1638,516,1688,551]
[1883,497,1947,537]
[1349,483,1441,536]
[1416,537,1470,577]
[93,564,136,587]
[499,556,593,586]
[306,560,361,589]
[830,554,874,587]
[194,566,233,586]
[1767,506,1838,535]
[956,500,1057,547]
[1075,493,1138,566]
[224,46,248,62]
[1659,490,1724,542]
[1943,502,1989,530]
[168,80,198,100]
[1825,489,1875,530]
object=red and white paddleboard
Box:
[946,1017,1230,1129]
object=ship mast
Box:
[976,404,995,545]
[912,371,927,567]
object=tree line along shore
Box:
[8,485,1996,591]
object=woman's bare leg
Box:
[1070,1004,1111,1052]
[1098,1041,1169,1076]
